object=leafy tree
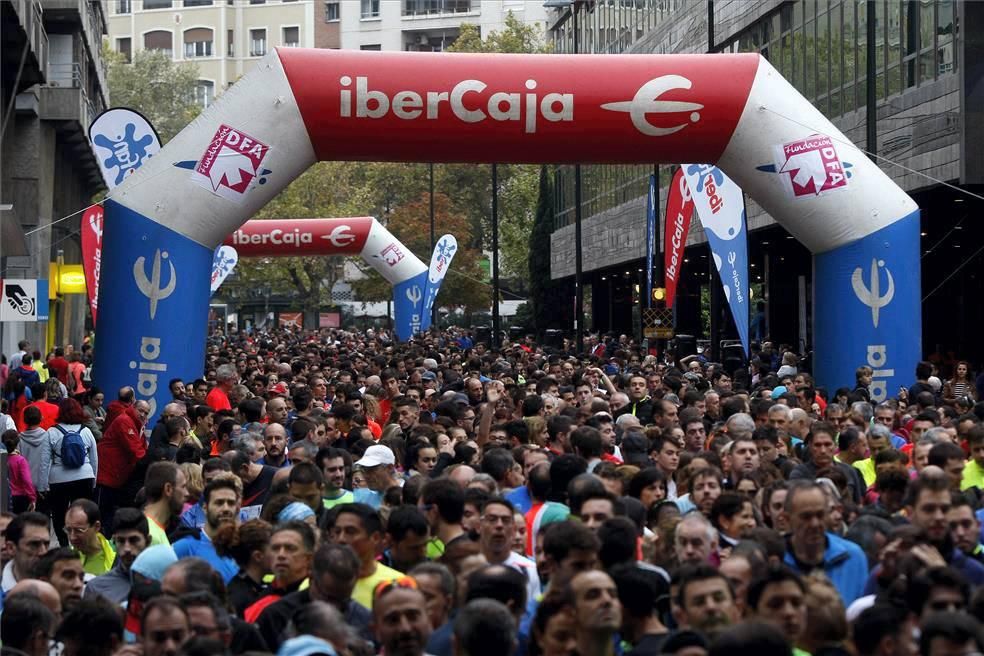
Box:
[350,192,490,313]
[104,48,202,143]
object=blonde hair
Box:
[524,416,547,447]
[179,463,204,503]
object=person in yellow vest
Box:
[332,503,402,609]
[64,499,115,576]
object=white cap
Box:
[354,444,396,468]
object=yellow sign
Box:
[49,263,87,295]
[643,307,674,339]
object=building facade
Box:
[335,0,548,52]
[546,0,982,369]
[1,0,108,355]
[106,0,318,108]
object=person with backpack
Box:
[42,398,98,547]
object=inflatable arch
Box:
[224,215,430,325]
[96,49,919,420]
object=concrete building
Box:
[335,0,548,51]
[1,0,108,356]
[106,0,318,108]
[545,0,983,369]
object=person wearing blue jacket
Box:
[782,480,868,606]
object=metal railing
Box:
[47,61,83,87]
[402,0,474,17]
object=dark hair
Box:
[5,511,50,546]
[904,473,951,508]
[674,564,734,608]
[837,426,863,452]
[164,558,227,602]
[481,448,516,484]
[928,442,966,468]
[570,426,603,459]
[919,612,984,656]
[708,621,792,656]
[466,564,527,610]
[709,492,749,530]
[627,467,665,500]
[453,599,517,656]
[1,593,55,651]
[55,597,124,649]
[807,420,837,443]
[386,505,429,541]
[32,547,81,579]
[336,502,383,536]
[144,461,180,502]
[140,597,188,637]
[421,478,466,524]
[291,417,316,441]
[746,564,805,612]
[288,461,325,488]
[610,562,669,619]
[202,476,241,505]
[57,398,86,424]
[597,517,639,569]
[312,542,361,583]
[905,566,970,617]
[23,405,42,426]
[112,507,150,537]
[67,498,101,526]
[213,519,273,567]
[853,603,909,655]
[542,520,600,563]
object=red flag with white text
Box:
[663,168,694,308]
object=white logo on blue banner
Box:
[88,108,162,190]
[681,164,750,355]
[210,246,239,296]
[422,234,458,330]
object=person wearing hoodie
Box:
[97,399,150,533]
[43,398,99,547]
[18,405,51,505]
[16,353,41,389]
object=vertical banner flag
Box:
[681,164,750,355]
[210,246,239,296]
[422,234,458,330]
[80,205,104,323]
[645,174,656,308]
[86,108,163,325]
[663,167,695,308]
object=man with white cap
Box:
[353,444,402,510]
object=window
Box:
[250,29,267,56]
[360,44,381,50]
[361,0,379,18]
[116,0,131,14]
[325,1,339,21]
[227,29,234,56]
[183,28,214,58]
[144,30,173,57]
[143,0,173,8]
[117,37,132,62]
[282,26,299,47]
[195,80,215,109]
[183,0,213,6]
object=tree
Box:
[350,192,490,313]
[104,48,202,144]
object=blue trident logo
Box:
[851,258,895,328]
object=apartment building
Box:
[106,0,317,108]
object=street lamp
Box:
[544,0,583,353]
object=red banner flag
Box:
[663,168,694,308]
[80,204,103,324]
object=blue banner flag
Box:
[645,174,656,308]
[681,164,750,356]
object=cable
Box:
[922,240,984,303]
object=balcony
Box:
[1,0,48,93]
[41,0,108,105]
[402,0,475,18]
[41,63,99,125]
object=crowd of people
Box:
[1,328,984,656]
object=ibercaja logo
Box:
[192,124,271,202]
[766,134,850,198]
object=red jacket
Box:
[97,405,147,489]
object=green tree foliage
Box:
[350,193,490,313]
[450,11,552,54]
[104,48,202,143]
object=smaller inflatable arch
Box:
[225,216,429,330]
[96,48,919,423]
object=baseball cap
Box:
[276,636,338,656]
[421,371,437,381]
[269,382,289,396]
[355,444,396,468]
[770,385,787,400]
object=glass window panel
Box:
[887,1,901,71]
[875,0,885,71]
[921,49,936,80]
[830,88,841,117]
[843,82,855,112]
[887,64,901,96]
[805,20,816,99]
[938,0,954,42]
[781,34,793,80]
[920,0,934,51]
[818,9,829,101]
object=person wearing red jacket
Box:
[96,399,150,532]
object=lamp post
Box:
[544,0,583,354]
[429,163,436,329]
